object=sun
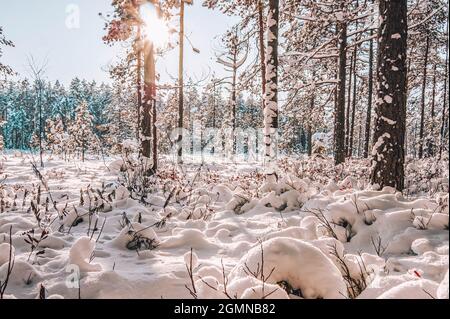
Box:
[140,3,170,49]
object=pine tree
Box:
[68,101,99,162]
[216,26,249,155]
[45,117,68,157]
[0,117,5,152]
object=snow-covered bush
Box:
[228,238,347,299]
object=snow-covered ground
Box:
[0,151,448,299]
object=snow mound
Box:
[0,260,41,286]
[411,238,434,255]
[195,276,223,299]
[108,159,125,172]
[437,270,449,299]
[69,237,102,272]
[160,229,217,250]
[183,250,199,269]
[115,186,130,200]
[111,223,159,251]
[0,243,14,266]
[228,276,289,299]
[377,279,438,299]
[228,238,347,299]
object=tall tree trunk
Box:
[345,52,353,155]
[141,41,155,162]
[363,28,374,158]
[431,63,437,121]
[38,85,43,167]
[440,27,449,159]
[136,25,142,141]
[357,119,362,157]
[418,35,430,159]
[335,12,347,165]
[152,99,157,170]
[333,27,339,152]
[264,0,279,169]
[404,57,412,157]
[258,0,266,108]
[212,82,216,154]
[82,140,85,162]
[429,63,437,156]
[257,2,265,160]
[177,0,185,164]
[307,126,312,156]
[349,47,357,157]
[232,50,237,155]
[412,120,417,157]
[370,0,408,191]
[307,95,314,157]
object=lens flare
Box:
[140,3,169,48]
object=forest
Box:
[0,0,448,301]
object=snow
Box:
[377,279,438,299]
[0,242,14,266]
[383,95,393,104]
[437,270,449,299]
[228,237,347,299]
[0,153,448,299]
[69,237,102,272]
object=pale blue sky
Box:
[0,0,237,85]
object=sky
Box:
[0,0,238,86]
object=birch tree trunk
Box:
[264,0,279,170]
[258,0,266,107]
[440,27,449,159]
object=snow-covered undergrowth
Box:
[0,152,448,299]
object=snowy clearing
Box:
[0,152,448,299]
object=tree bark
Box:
[212,82,216,154]
[405,57,412,156]
[431,63,437,121]
[429,63,437,156]
[370,0,408,191]
[307,94,314,157]
[333,27,339,152]
[334,12,347,165]
[136,25,142,141]
[38,83,43,167]
[264,0,279,169]
[177,0,185,164]
[258,0,266,107]
[152,99,157,170]
[357,118,362,157]
[363,28,374,158]
[349,47,357,157]
[418,35,430,159]
[141,40,155,161]
[232,48,237,155]
[440,27,449,159]
[345,52,353,155]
